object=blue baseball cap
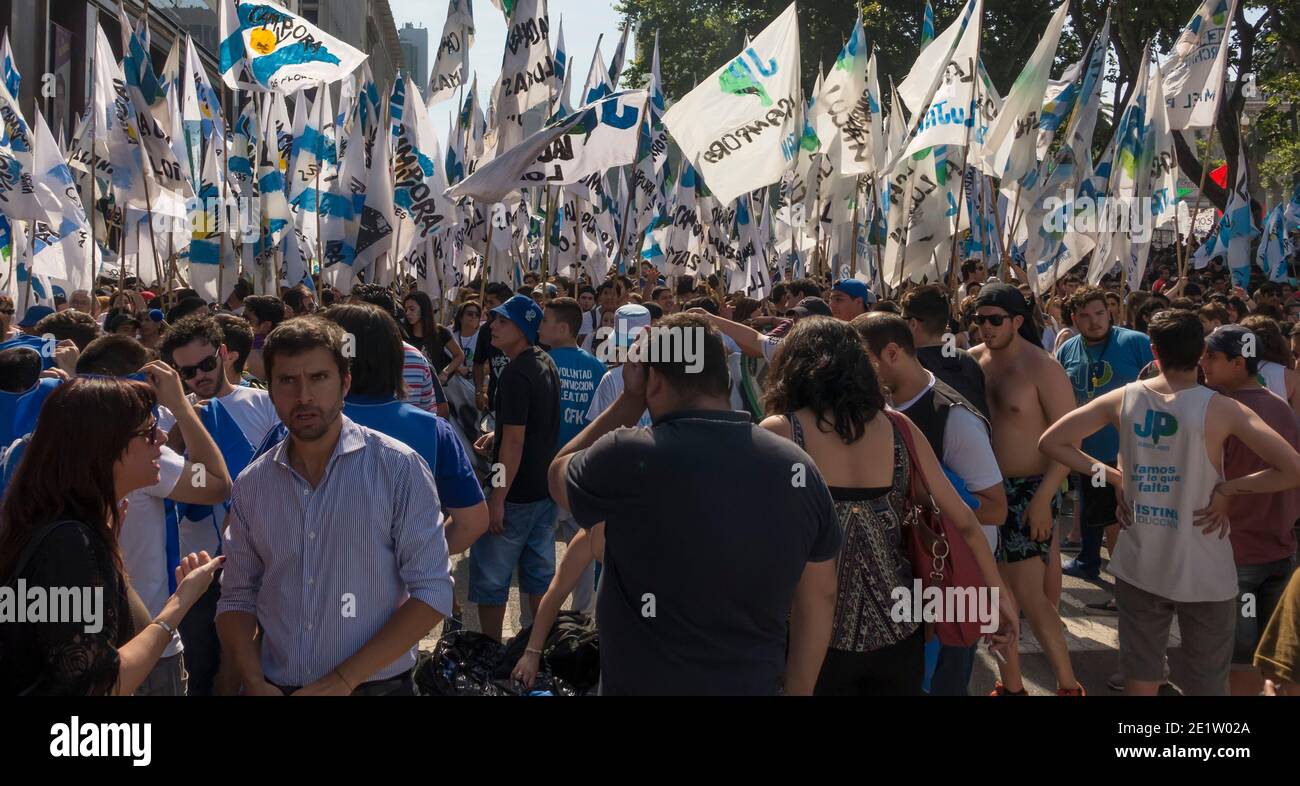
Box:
[612,304,651,348]
[490,295,545,344]
[18,305,54,328]
[832,279,877,305]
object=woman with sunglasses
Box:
[0,368,225,695]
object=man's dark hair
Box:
[1254,303,1285,321]
[1068,285,1109,315]
[76,334,150,377]
[960,258,983,279]
[645,302,663,320]
[1135,300,1168,334]
[484,282,514,305]
[770,282,789,305]
[231,279,254,301]
[243,295,287,328]
[544,297,583,338]
[104,312,141,335]
[349,283,397,315]
[284,285,314,315]
[33,309,100,350]
[853,312,917,358]
[516,285,532,297]
[764,316,886,444]
[1147,310,1204,371]
[578,285,596,299]
[167,297,209,323]
[263,316,350,384]
[900,284,952,336]
[160,314,224,364]
[1184,282,1202,299]
[215,314,254,374]
[872,301,902,315]
[682,296,718,315]
[1199,303,1230,324]
[676,275,695,298]
[0,347,41,393]
[650,286,671,302]
[789,279,822,299]
[320,304,404,399]
[646,313,730,401]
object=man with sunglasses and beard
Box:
[970,283,1085,696]
[158,315,280,695]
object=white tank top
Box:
[1113,381,1236,602]
[1257,360,1287,400]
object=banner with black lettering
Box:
[448,90,647,204]
[661,2,800,206]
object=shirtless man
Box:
[969,283,1084,696]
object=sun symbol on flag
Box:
[250,29,278,56]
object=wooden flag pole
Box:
[541,185,555,286]
[1178,125,1219,280]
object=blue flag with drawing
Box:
[219,0,368,94]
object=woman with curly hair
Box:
[758,317,1017,695]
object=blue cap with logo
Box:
[490,294,545,344]
[833,279,877,305]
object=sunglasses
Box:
[972,314,1010,326]
[174,353,220,380]
[131,421,164,446]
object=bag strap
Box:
[884,410,935,510]
[784,411,806,449]
[4,519,82,589]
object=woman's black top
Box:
[0,521,132,695]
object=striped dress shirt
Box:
[217,416,454,687]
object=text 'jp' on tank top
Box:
[1115,381,1236,603]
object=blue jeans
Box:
[469,499,558,605]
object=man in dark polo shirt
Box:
[547,314,841,695]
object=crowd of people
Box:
[1,246,1298,697]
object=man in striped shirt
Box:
[216,317,453,696]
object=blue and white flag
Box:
[1257,204,1293,282]
[219,0,368,94]
[1,30,19,98]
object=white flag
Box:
[428,0,475,106]
[979,0,1069,182]
[449,90,647,204]
[1162,0,1238,131]
[662,3,801,206]
[811,16,883,176]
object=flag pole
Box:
[22,221,34,309]
[1178,125,1218,280]
[314,82,324,286]
[541,185,555,285]
[948,22,985,294]
[850,177,862,279]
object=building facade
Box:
[398,22,428,99]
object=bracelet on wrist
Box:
[152,618,177,637]
[524,647,543,657]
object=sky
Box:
[388,0,635,136]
